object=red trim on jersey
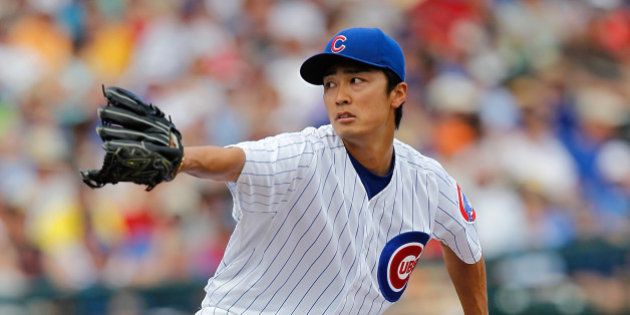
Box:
[457,184,476,223]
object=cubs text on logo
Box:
[456,184,476,223]
[377,231,430,302]
[330,35,347,53]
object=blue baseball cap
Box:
[300,27,405,85]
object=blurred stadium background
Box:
[0,0,628,314]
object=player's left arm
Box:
[442,243,488,315]
[426,161,487,314]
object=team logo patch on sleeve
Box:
[457,184,476,223]
[377,231,430,302]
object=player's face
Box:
[322,65,405,142]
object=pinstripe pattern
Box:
[197,125,482,315]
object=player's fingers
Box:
[102,140,181,162]
[144,141,183,161]
[80,169,106,188]
[103,86,154,116]
[97,126,170,147]
[102,139,145,154]
[98,106,170,134]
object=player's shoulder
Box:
[301,124,342,150]
[393,139,436,169]
[255,124,339,151]
[394,139,452,182]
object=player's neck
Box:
[342,132,395,177]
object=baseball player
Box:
[183,27,486,314]
[82,27,487,314]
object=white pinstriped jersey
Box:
[197,124,481,315]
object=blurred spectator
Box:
[0,0,628,314]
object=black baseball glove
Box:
[81,86,184,191]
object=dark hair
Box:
[383,68,404,129]
[323,60,405,129]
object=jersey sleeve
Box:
[226,132,314,217]
[430,166,482,264]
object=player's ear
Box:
[390,82,407,109]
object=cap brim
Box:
[300,53,389,85]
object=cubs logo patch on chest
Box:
[377,231,430,302]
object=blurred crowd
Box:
[0,0,628,314]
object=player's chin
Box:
[332,122,362,139]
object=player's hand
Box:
[80,86,184,191]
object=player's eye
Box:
[324,81,336,89]
[350,77,365,84]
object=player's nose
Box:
[334,84,351,106]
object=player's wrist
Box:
[176,153,186,175]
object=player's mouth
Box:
[336,112,356,123]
